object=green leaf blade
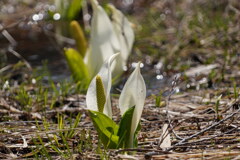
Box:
[67,0,83,20]
[88,110,119,149]
[117,106,135,148]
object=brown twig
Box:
[0,17,26,32]
[0,98,24,114]
[172,125,238,147]
[167,108,240,151]
[115,148,170,154]
[8,48,32,70]
[165,74,184,140]
[0,65,13,73]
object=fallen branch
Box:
[168,108,240,151]
[173,125,238,146]
[8,48,32,70]
[166,74,184,140]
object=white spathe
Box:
[108,4,135,77]
[86,53,119,118]
[119,62,146,147]
[86,0,120,78]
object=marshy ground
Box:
[0,0,240,159]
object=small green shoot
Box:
[154,91,165,107]
[32,113,82,159]
[15,85,32,110]
[233,82,238,100]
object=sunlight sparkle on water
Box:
[53,13,61,20]
[156,74,163,80]
[175,87,180,93]
[32,14,39,21]
[32,13,44,21]
[131,62,144,68]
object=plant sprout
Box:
[86,53,119,118]
[118,62,146,147]
[86,54,146,149]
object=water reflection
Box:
[131,62,144,68]
[53,13,61,20]
[156,74,163,80]
[32,13,44,21]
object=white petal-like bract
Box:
[119,62,146,147]
[86,53,119,118]
[86,0,120,78]
[109,4,135,77]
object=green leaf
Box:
[67,0,82,20]
[64,48,90,86]
[117,106,135,148]
[133,122,141,148]
[88,110,119,149]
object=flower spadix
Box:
[119,62,146,147]
[86,53,119,118]
[70,20,87,57]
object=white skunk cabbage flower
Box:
[86,53,119,118]
[85,0,120,78]
[119,62,146,147]
[108,4,135,76]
